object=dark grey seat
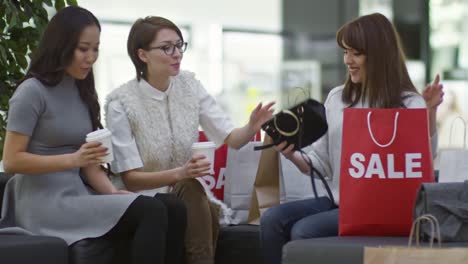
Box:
[0,172,69,264]
[216,224,261,264]
[282,236,468,264]
[0,234,68,264]
[0,171,262,264]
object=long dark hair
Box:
[127,16,183,81]
[336,13,417,108]
[22,6,103,130]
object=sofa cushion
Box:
[215,224,261,264]
[68,237,133,264]
[0,234,68,264]
[282,236,468,264]
[0,172,262,264]
[69,238,115,264]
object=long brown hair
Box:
[127,16,183,81]
[336,13,417,108]
[22,6,103,130]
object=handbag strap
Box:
[299,150,337,208]
[296,107,336,207]
[367,111,399,148]
[253,143,275,151]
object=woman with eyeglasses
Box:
[105,16,274,264]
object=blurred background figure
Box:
[437,88,466,149]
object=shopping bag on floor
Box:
[438,116,468,182]
[339,108,435,236]
[364,215,468,264]
[224,141,263,224]
[247,135,280,224]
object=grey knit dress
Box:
[0,76,139,245]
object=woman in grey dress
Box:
[0,6,186,264]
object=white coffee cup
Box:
[86,128,114,163]
[191,141,216,174]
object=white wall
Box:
[79,0,281,31]
[77,0,282,125]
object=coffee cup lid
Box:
[191,141,216,149]
[86,128,111,140]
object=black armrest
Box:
[0,234,68,264]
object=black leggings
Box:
[103,194,187,264]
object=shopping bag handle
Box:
[408,214,441,248]
[449,116,467,148]
[367,111,399,148]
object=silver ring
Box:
[274,110,300,137]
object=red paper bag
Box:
[198,131,261,200]
[339,108,435,236]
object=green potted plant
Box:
[0,0,77,157]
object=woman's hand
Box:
[248,102,275,133]
[177,154,211,181]
[274,141,296,160]
[423,74,444,136]
[72,141,108,168]
[423,74,444,110]
[224,101,275,149]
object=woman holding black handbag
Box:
[259,13,443,264]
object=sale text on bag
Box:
[348,153,422,179]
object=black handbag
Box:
[254,98,336,207]
[254,98,328,151]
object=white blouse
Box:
[106,78,235,174]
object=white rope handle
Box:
[449,116,467,148]
[367,111,399,148]
[408,214,441,248]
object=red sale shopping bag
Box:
[198,131,261,200]
[339,108,435,236]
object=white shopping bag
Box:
[438,116,468,182]
[224,141,263,224]
[279,146,314,203]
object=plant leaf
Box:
[0,45,7,64]
[0,0,74,157]
[66,0,78,6]
[9,11,17,28]
[54,0,65,10]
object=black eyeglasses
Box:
[147,41,188,56]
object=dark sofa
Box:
[0,172,261,264]
[0,172,69,264]
[5,168,468,264]
[282,236,468,264]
